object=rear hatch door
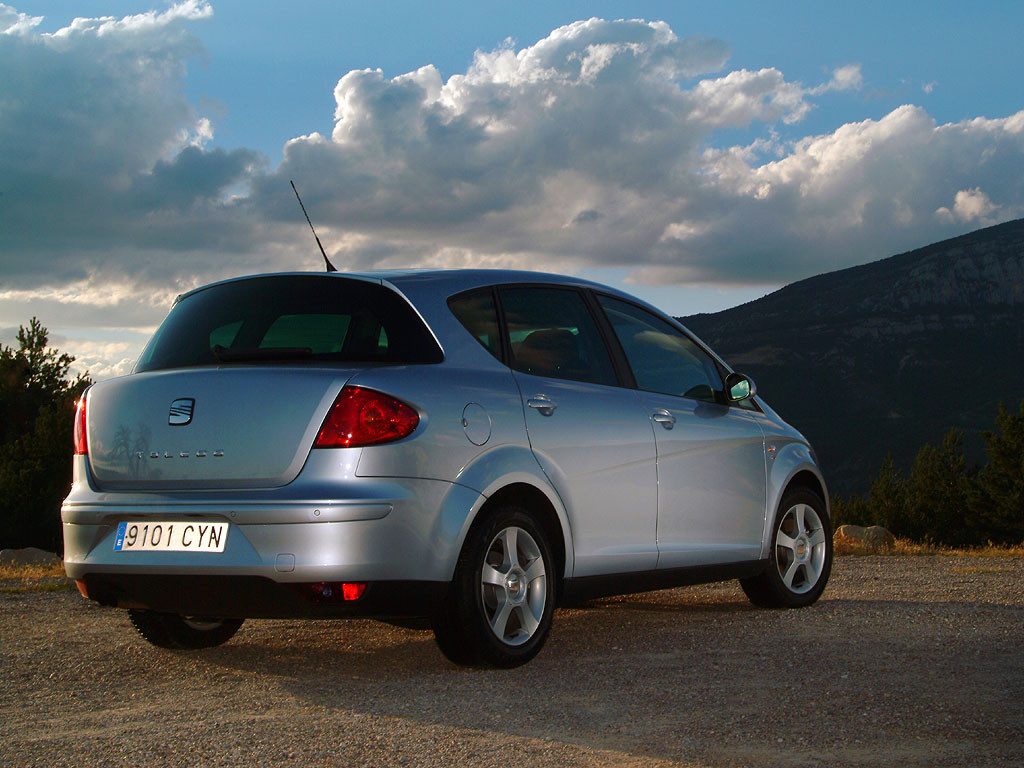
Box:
[86,367,351,490]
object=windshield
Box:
[135,275,442,372]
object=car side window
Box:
[597,295,723,402]
[448,288,502,360]
[500,287,617,387]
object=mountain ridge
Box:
[681,218,1024,496]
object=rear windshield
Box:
[135,275,442,372]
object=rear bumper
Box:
[62,453,486,612]
[78,573,447,619]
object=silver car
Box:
[63,270,832,667]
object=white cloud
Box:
[0,4,40,33]
[638,105,1024,283]
[808,64,863,95]
[2,7,1024,377]
[62,340,143,380]
[936,187,1001,224]
[687,68,813,127]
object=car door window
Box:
[597,295,722,402]
[501,287,617,387]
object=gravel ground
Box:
[1,555,1022,768]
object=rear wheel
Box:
[433,505,556,668]
[741,488,832,609]
[128,610,244,649]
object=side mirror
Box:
[724,372,757,402]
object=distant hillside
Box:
[681,218,1024,496]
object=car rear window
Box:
[135,275,442,372]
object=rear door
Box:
[595,295,768,568]
[499,286,659,577]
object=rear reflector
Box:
[314,386,419,448]
[73,396,88,455]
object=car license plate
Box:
[113,521,229,553]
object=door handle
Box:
[527,395,557,416]
[652,409,676,429]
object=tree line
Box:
[832,403,1024,547]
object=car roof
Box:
[176,268,620,303]
[370,268,616,293]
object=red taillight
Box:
[314,386,419,448]
[73,396,88,455]
[341,582,366,601]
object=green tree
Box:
[0,318,91,551]
[903,429,973,546]
[866,455,909,532]
[971,401,1024,545]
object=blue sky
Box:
[2,1,1023,377]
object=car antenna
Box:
[290,179,337,272]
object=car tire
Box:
[740,488,832,609]
[128,610,244,649]
[432,505,556,668]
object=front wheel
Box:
[741,488,832,609]
[128,610,244,649]
[432,505,556,668]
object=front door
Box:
[595,295,768,568]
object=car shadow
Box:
[190,589,791,759]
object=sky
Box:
[2,1,1023,379]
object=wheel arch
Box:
[785,469,829,512]
[439,445,575,582]
[762,448,830,558]
[473,482,567,587]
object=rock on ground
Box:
[834,524,896,552]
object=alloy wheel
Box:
[775,503,828,594]
[479,526,547,646]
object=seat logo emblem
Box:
[169,398,195,426]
